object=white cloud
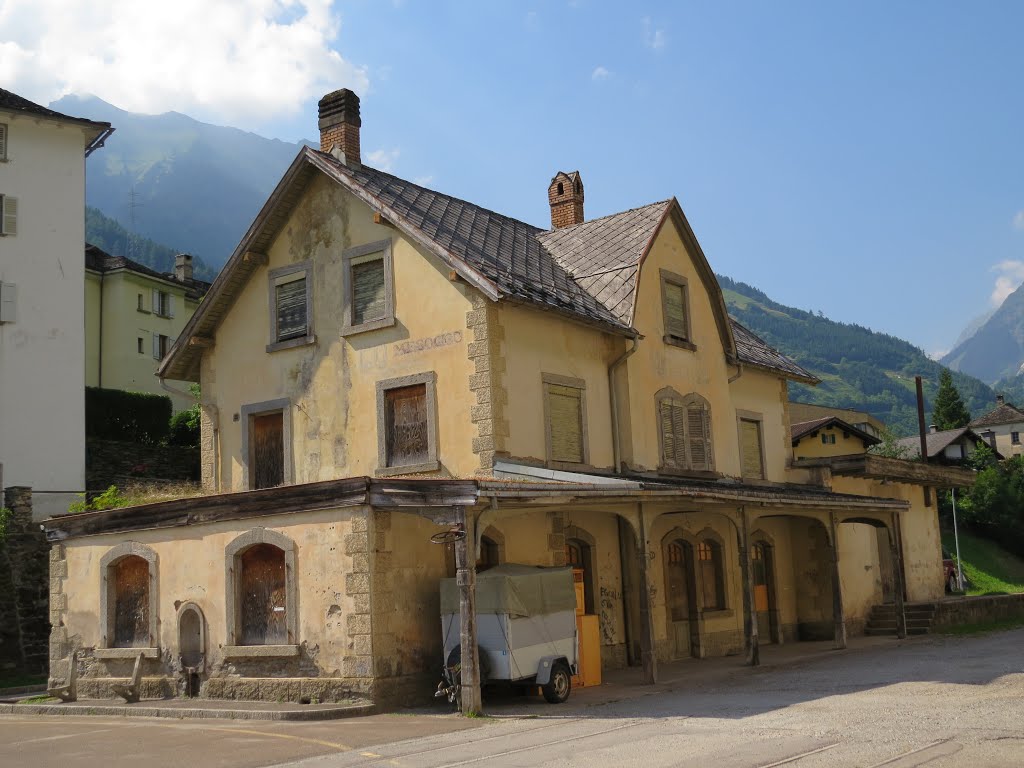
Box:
[0,0,368,128]
[591,66,610,81]
[367,147,400,172]
[1013,210,1024,230]
[642,17,666,50]
[412,175,434,187]
[927,348,949,361]
[990,260,1024,307]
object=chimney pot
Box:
[318,88,361,166]
[548,171,584,229]
[997,394,1005,405]
[174,253,193,282]
[929,424,939,433]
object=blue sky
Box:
[5,1,1024,356]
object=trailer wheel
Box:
[542,662,571,704]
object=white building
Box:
[0,88,112,518]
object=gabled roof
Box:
[159,147,814,385]
[86,244,211,301]
[895,427,1001,460]
[732,321,817,383]
[0,88,113,153]
[790,416,880,446]
[969,402,1024,428]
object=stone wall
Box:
[931,594,1024,629]
[85,438,199,493]
[0,487,51,676]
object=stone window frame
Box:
[375,371,440,477]
[655,387,715,475]
[96,542,160,658]
[736,409,767,482]
[267,260,315,352]
[240,398,293,490]
[341,239,395,337]
[223,527,300,658]
[542,373,590,470]
[660,269,696,352]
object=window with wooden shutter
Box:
[660,270,693,347]
[740,417,764,480]
[385,383,429,467]
[0,124,8,161]
[351,256,386,325]
[544,375,587,465]
[657,389,713,472]
[342,239,395,335]
[1,195,17,236]
[275,277,307,340]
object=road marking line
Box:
[6,728,114,746]
[204,726,350,751]
[434,720,643,767]
[758,743,841,767]
[867,739,962,767]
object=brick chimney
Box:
[548,171,584,229]
[318,89,361,165]
[174,254,193,282]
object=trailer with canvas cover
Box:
[439,564,578,704]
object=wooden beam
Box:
[830,513,847,650]
[636,504,658,684]
[373,212,393,227]
[740,506,760,665]
[189,336,214,349]
[243,250,268,266]
[890,515,907,639]
[455,507,482,715]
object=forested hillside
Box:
[718,275,996,435]
[85,207,217,281]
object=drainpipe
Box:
[728,362,743,384]
[609,335,640,474]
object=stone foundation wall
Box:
[85,438,199,493]
[931,594,1024,629]
[0,487,50,676]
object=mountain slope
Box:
[942,280,1024,383]
[85,207,217,280]
[718,275,996,435]
[56,94,309,269]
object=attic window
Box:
[267,261,313,352]
[342,239,395,336]
[543,373,588,467]
[660,270,693,350]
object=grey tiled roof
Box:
[790,416,880,446]
[85,244,210,301]
[969,402,1024,428]
[325,157,627,330]
[0,88,109,128]
[894,427,995,459]
[731,320,817,382]
[537,201,670,324]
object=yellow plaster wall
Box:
[793,426,871,460]
[85,272,102,387]
[837,522,883,624]
[202,175,479,490]
[60,507,362,671]
[500,304,618,469]
[729,372,791,481]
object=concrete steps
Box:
[865,602,937,636]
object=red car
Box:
[943,553,959,592]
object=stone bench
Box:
[47,650,78,703]
[111,652,144,703]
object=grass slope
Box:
[941,530,1024,596]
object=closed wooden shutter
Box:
[687,403,710,470]
[548,384,584,463]
[351,257,386,325]
[740,419,764,479]
[275,278,307,340]
[252,411,284,489]
[385,384,428,466]
[0,124,7,160]
[660,399,687,467]
[113,556,150,648]
[168,294,175,318]
[663,281,688,340]
[152,333,160,360]
[1,196,17,236]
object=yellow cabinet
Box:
[574,613,602,687]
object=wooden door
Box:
[252,412,284,489]
[666,540,699,658]
[752,542,777,642]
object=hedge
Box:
[85,387,172,445]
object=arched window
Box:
[565,537,595,614]
[557,181,564,195]
[665,540,691,622]
[698,539,726,610]
[477,535,500,573]
[657,390,714,472]
[240,544,287,645]
[100,542,158,650]
[226,528,297,648]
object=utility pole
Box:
[454,508,482,715]
[951,488,964,591]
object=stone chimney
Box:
[318,88,361,165]
[548,171,584,229]
[997,394,1006,406]
[174,254,193,282]
[929,424,939,434]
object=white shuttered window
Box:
[1,195,17,236]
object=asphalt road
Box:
[2,628,1023,768]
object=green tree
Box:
[931,369,971,430]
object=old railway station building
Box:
[46,90,973,707]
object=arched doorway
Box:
[663,536,700,658]
[565,537,595,615]
[751,540,779,644]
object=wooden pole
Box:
[890,513,907,639]
[740,507,760,666]
[636,504,658,685]
[915,376,932,507]
[829,514,847,650]
[454,507,482,715]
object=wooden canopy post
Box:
[636,504,658,685]
[740,507,760,666]
[455,507,482,715]
[890,514,907,640]
[829,514,848,650]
